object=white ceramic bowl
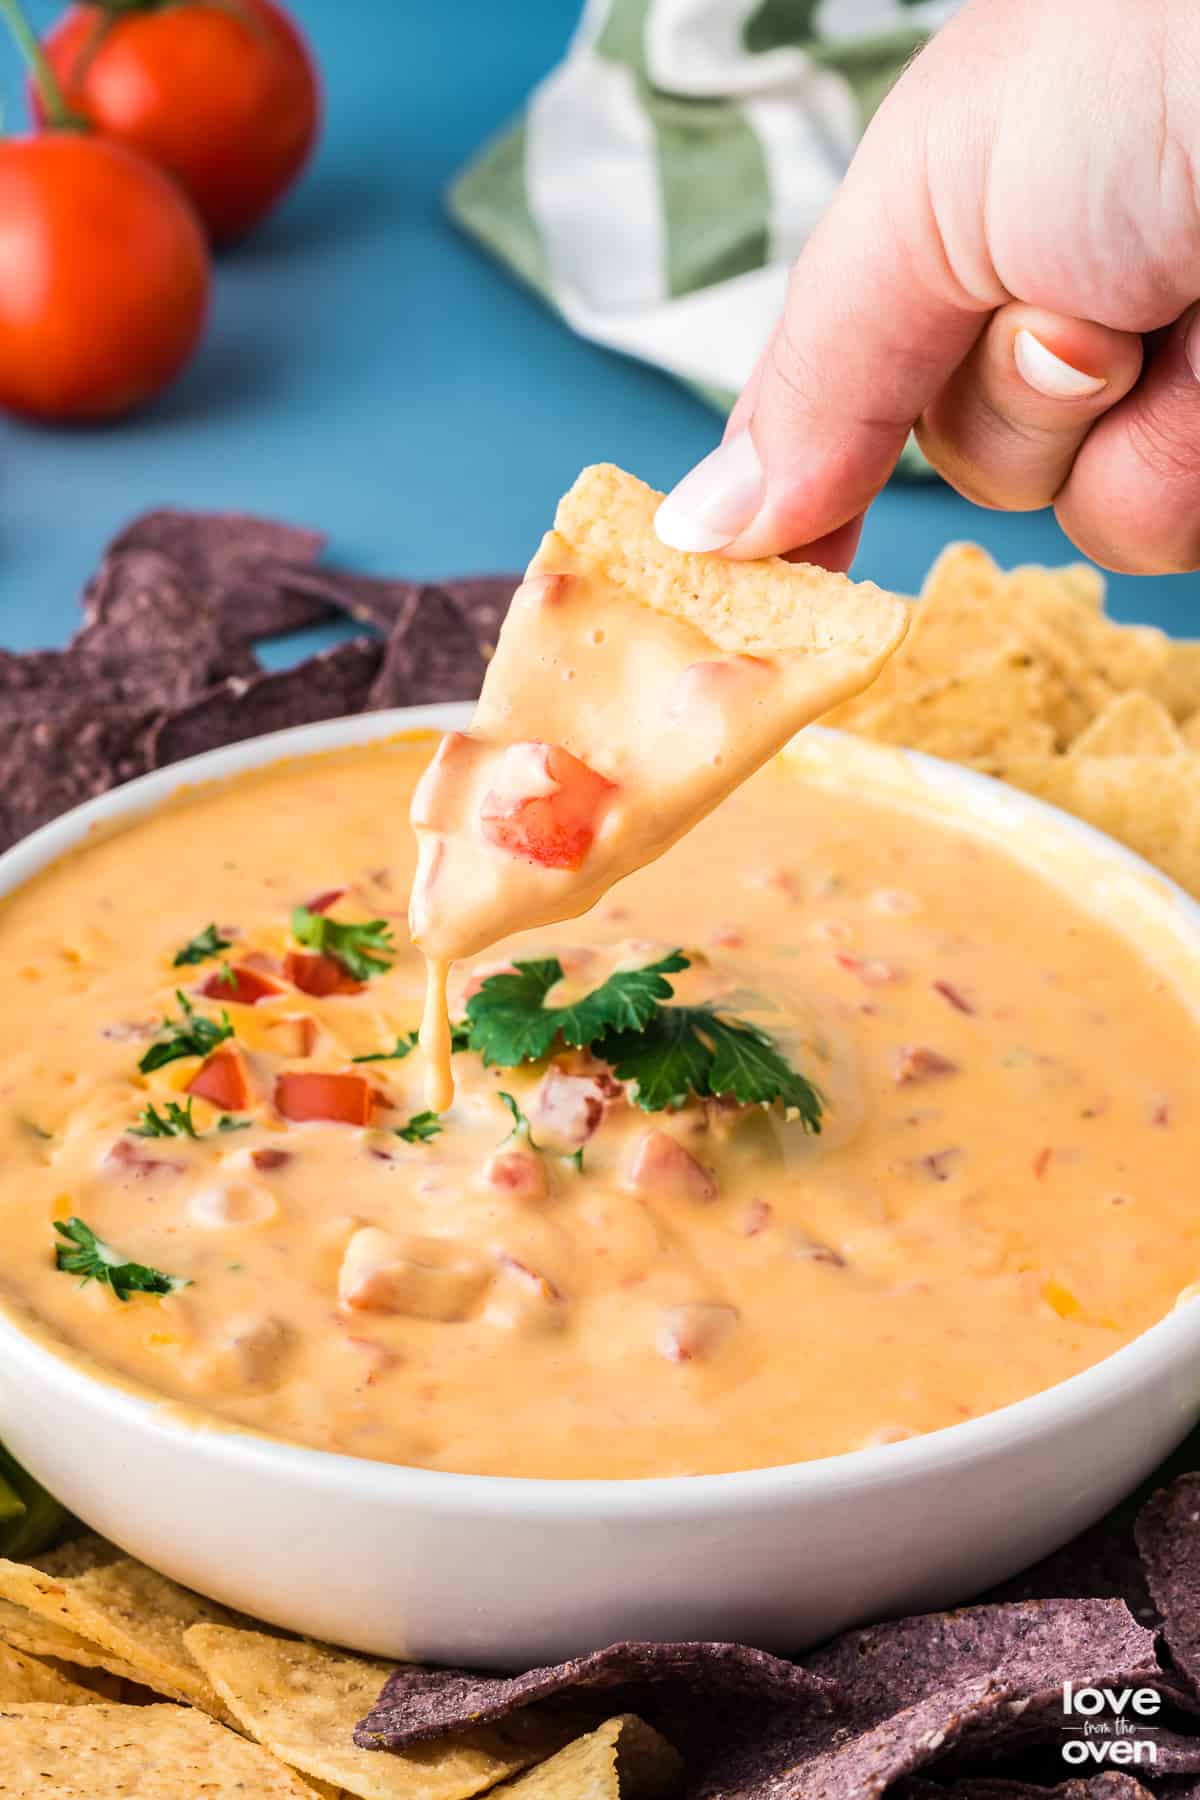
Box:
[1,704,1199,1667]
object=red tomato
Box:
[199,964,287,1006]
[284,950,365,998]
[275,1072,373,1126]
[188,1047,253,1112]
[0,132,209,422]
[480,743,616,871]
[40,1,320,243]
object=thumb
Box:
[655,75,1002,563]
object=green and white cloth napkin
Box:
[451,0,959,414]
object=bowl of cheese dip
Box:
[0,703,1198,1665]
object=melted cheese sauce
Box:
[0,737,1197,1479]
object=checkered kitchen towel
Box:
[451,0,960,417]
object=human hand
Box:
[654,0,1200,575]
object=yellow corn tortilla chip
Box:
[0,1701,323,1796]
[1184,711,1200,750]
[0,1535,235,1721]
[826,645,1056,768]
[552,464,909,659]
[831,544,1168,750]
[1149,638,1200,720]
[0,1594,149,1694]
[0,1641,100,1705]
[185,1624,576,1800]
[1069,690,1185,757]
[495,1715,683,1800]
[993,752,1200,899]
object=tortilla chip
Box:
[685,1599,1162,1800]
[186,1624,572,1800]
[993,753,1200,899]
[0,1641,100,1705]
[75,548,259,708]
[1134,1474,1200,1696]
[496,1715,683,1800]
[367,586,488,709]
[1148,638,1200,721]
[357,1641,831,1752]
[0,1701,321,1796]
[552,464,909,660]
[0,703,152,855]
[1184,711,1200,750]
[104,508,331,644]
[0,1594,146,1686]
[914,1778,1152,1800]
[1069,690,1184,757]
[148,638,384,768]
[0,1536,235,1719]
[828,646,1056,769]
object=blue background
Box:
[1,0,1197,665]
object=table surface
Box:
[2,0,1197,666]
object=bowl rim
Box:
[2,699,1199,1518]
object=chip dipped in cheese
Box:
[409,464,909,1107]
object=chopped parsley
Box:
[466,952,686,1067]
[498,1090,540,1148]
[468,952,822,1128]
[138,992,234,1074]
[353,1030,419,1064]
[603,1007,823,1126]
[290,906,394,982]
[54,1218,190,1302]
[395,1110,443,1144]
[173,924,233,967]
[130,1101,251,1140]
[131,1099,199,1139]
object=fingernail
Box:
[654,430,764,553]
[1184,306,1200,383]
[1014,329,1107,400]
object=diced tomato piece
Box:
[625,1130,718,1204]
[480,742,615,871]
[275,1071,374,1126]
[305,887,347,915]
[284,950,364,997]
[188,1047,252,1112]
[251,1147,291,1172]
[199,964,287,1007]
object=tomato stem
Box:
[0,0,87,130]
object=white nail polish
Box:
[654,430,764,554]
[1014,329,1107,400]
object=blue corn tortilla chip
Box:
[354,1641,834,1752]
[1135,1476,1200,1699]
[0,703,153,852]
[683,1600,1165,1800]
[256,566,517,654]
[101,509,331,644]
[368,584,489,709]
[147,638,384,768]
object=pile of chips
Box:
[0,508,518,856]
[2,513,1200,1796]
[827,544,1200,899]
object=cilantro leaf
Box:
[467,952,688,1068]
[290,907,394,982]
[395,1110,443,1144]
[173,924,233,967]
[449,1023,472,1054]
[217,1116,252,1133]
[602,1006,822,1128]
[353,1031,419,1065]
[53,1218,190,1302]
[131,1099,199,1140]
[138,992,234,1074]
[498,1090,540,1147]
